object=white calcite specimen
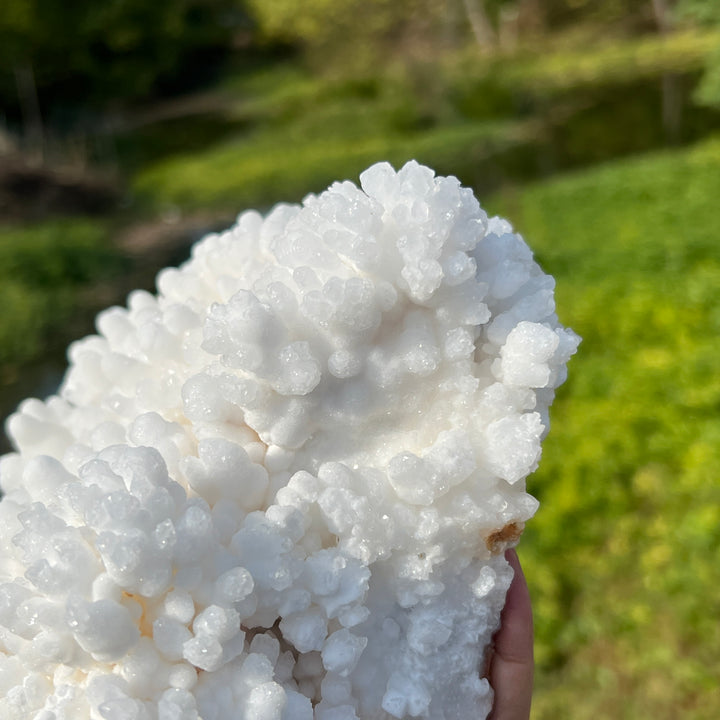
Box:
[0,161,578,720]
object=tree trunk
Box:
[499,5,520,52]
[461,0,496,50]
[651,0,672,33]
[651,0,683,143]
[14,62,44,164]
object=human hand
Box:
[487,549,534,720]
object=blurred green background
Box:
[1,1,719,717]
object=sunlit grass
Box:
[0,219,124,367]
[132,27,720,218]
[132,115,525,213]
[488,136,720,719]
[486,28,720,94]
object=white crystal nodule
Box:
[0,160,578,719]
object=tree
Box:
[247,0,445,65]
[0,0,251,120]
[247,0,541,68]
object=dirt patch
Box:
[485,522,525,554]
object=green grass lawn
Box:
[488,136,720,719]
[0,218,125,370]
[131,28,720,218]
[132,106,528,214]
[475,28,720,95]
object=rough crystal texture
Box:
[0,161,578,719]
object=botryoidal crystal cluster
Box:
[0,161,578,720]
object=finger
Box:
[488,548,534,720]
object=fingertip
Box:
[487,547,534,720]
[500,548,532,635]
[504,547,519,569]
